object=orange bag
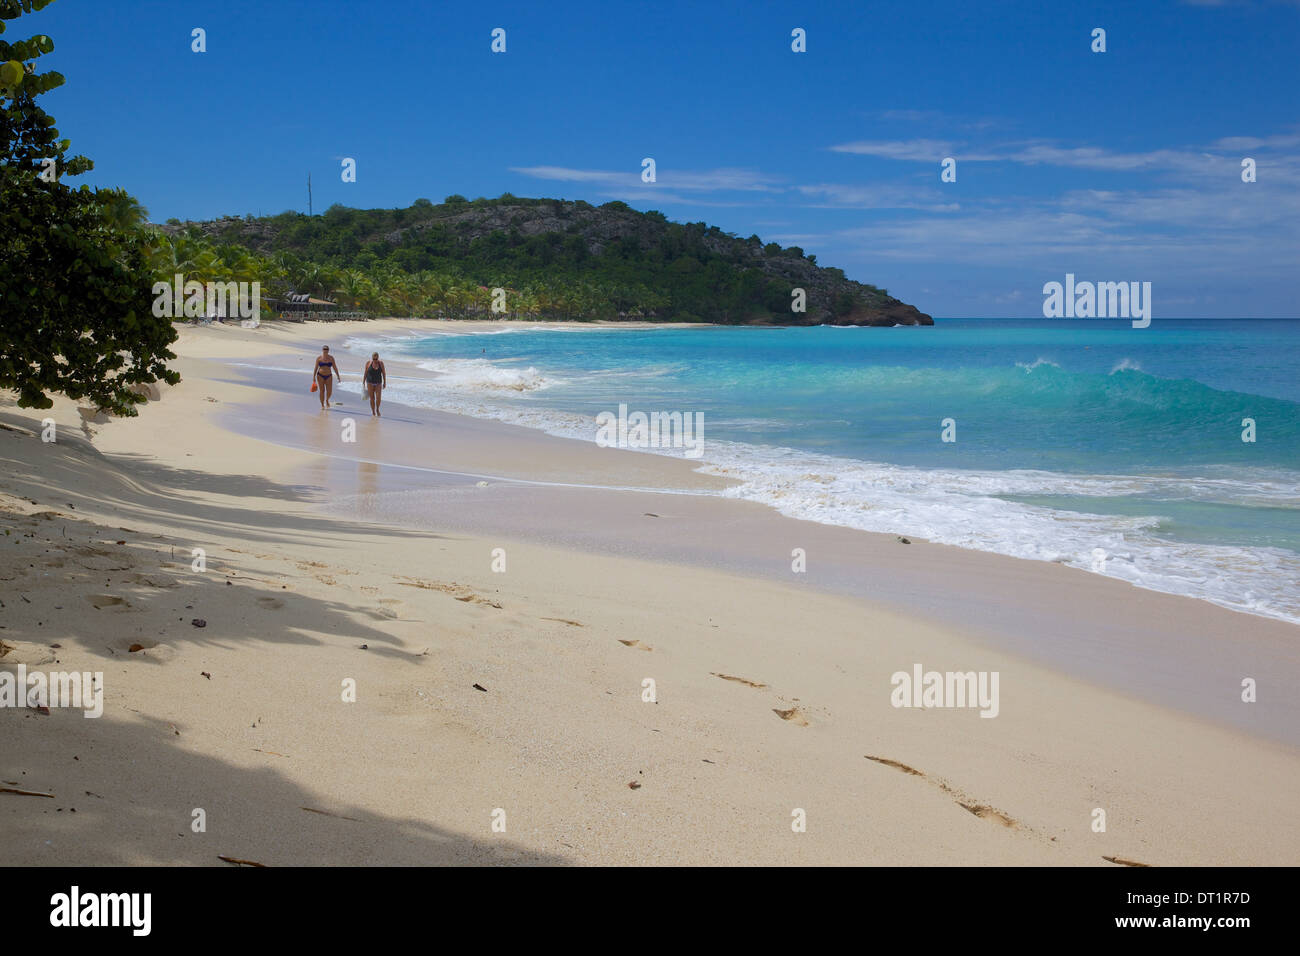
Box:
[310,380,318,392]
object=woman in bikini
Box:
[313,346,342,408]
[364,352,387,417]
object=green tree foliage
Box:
[173,197,904,324]
[0,0,178,413]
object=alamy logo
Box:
[151,276,261,321]
[50,886,151,936]
[1042,273,1151,328]
[595,403,704,458]
[0,666,103,718]
[890,664,1000,718]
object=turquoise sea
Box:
[343,318,1300,624]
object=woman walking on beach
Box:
[313,346,342,408]
[364,352,387,417]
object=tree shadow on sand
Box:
[0,407,438,550]
[3,708,568,866]
[0,414,562,864]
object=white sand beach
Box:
[2,318,1298,866]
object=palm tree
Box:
[417,272,450,317]
[334,270,370,310]
[393,274,421,317]
[372,266,406,317]
[99,191,149,231]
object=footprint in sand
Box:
[87,594,130,610]
[772,706,810,726]
[112,638,177,662]
[256,597,285,610]
[70,545,131,572]
[710,676,808,723]
[124,572,176,588]
[863,755,923,776]
[958,803,1018,827]
[712,672,767,689]
[365,598,403,620]
[396,577,502,608]
[617,639,653,651]
[0,640,56,667]
[864,754,1021,830]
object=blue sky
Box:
[26,0,1300,316]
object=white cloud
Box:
[826,132,1300,182]
[823,181,1298,281]
[795,182,959,211]
[828,139,959,161]
[510,165,782,192]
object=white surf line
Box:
[219,363,726,494]
[237,431,727,497]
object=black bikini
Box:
[365,362,383,385]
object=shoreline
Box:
[222,319,1300,747]
[2,317,1298,865]
[302,317,1300,629]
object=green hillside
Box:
[158,195,932,326]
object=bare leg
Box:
[367,384,377,415]
[375,385,382,417]
[324,377,334,407]
[317,376,326,408]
